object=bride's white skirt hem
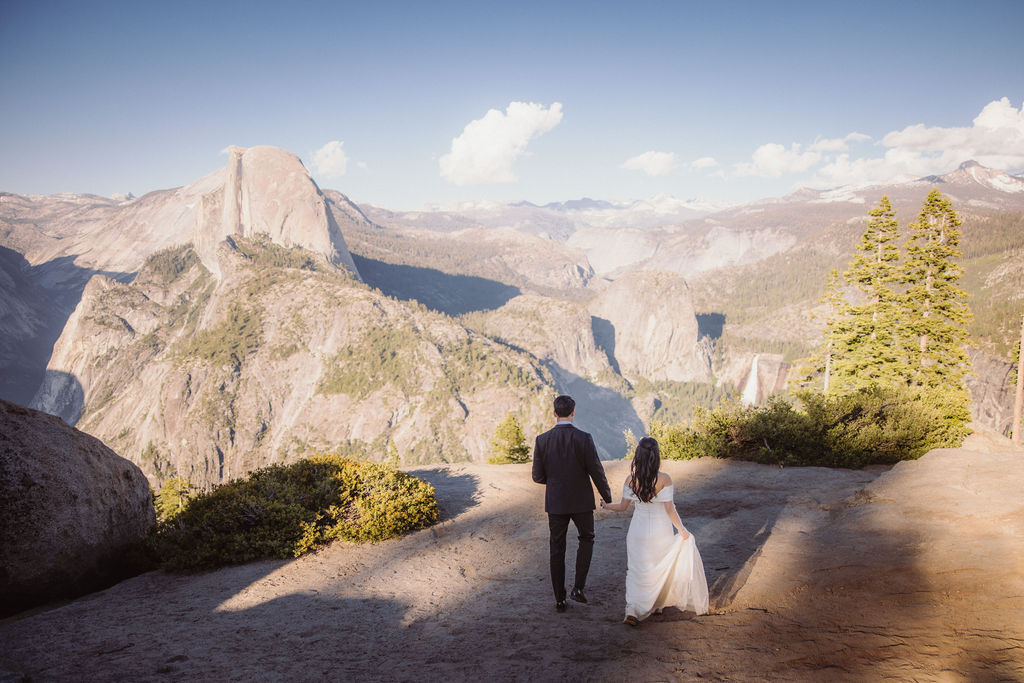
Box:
[625,533,709,621]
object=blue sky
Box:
[2,0,1022,209]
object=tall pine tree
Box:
[900,189,972,389]
[840,195,903,389]
[820,268,848,393]
[794,268,849,392]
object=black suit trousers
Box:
[547,511,595,601]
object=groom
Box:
[532,395,612,612]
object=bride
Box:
[600,437,709,625]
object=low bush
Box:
[149,455,438,572]
[653,385,970,468]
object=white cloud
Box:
[735,142,821,177]
[882,97,1024,167]
[311,140,349,178]
[807,98,1024,188]
[440,101,563,186]
[621,150,678,176]
[731,99,1024,190]
[809,132,871,153]
[690,156,719,170]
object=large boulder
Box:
[0,398,155,616]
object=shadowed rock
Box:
[0,398,155,617]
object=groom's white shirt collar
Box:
[556,419,573,426]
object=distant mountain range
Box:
[1,152,1021,484]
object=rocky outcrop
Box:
[341,218,594,302]
[30,272,164,425]
[0,247,67,406]
[587,271,711,383]
[31,241,555,487]
[0,146,362,413]
[569,224,797,278]
[466,295,612,379]
[967,348,1019,437]
[715,352,791,405]
[0,398,154,616]
[193,146,359,279]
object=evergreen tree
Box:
[486,413,531,464]
[623,428,639,459]
[384,441,401,468]
[900,189,972,389]
[155,477,195,522]
[840,195,904,389]
[794,268,851,393]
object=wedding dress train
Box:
[623,483,709,620]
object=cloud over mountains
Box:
[621,151,678,176]
[440,101,563,186]
[311,141,349,178]
[726,98,1024,189]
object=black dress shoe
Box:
[569,587,587,603]
[555,600,568,612]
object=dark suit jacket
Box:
[532,422,612,514]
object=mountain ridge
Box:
[3,147,1022,481]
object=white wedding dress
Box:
[623,482,709,620]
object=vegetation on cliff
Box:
[690,210,1023,358]
[142,244,201,284]
[660,190,975,467]
[796,191,973,437]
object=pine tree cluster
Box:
[796,189,973,435]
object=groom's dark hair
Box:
[553,395,575,418]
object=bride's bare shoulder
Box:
[655,472,672,491]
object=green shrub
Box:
[655,386,969,469]
[148,455,438,571]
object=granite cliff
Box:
[30,238,554,487]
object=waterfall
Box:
[742,354,760,406]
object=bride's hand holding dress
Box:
[608,472,709,623]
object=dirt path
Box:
[2,433,1022,681]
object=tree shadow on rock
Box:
[547,365,644,460]
[590,316,620,374]
[0,246,132,408]
[351,253,520,316]
[401,467,481,520]
[696,312,725,340]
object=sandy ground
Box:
[2,431,1023,682]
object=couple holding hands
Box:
[532,395,709,625]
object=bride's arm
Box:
[663,501,691,539]
[600,499,631,512]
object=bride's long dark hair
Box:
[628,437,661,503]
